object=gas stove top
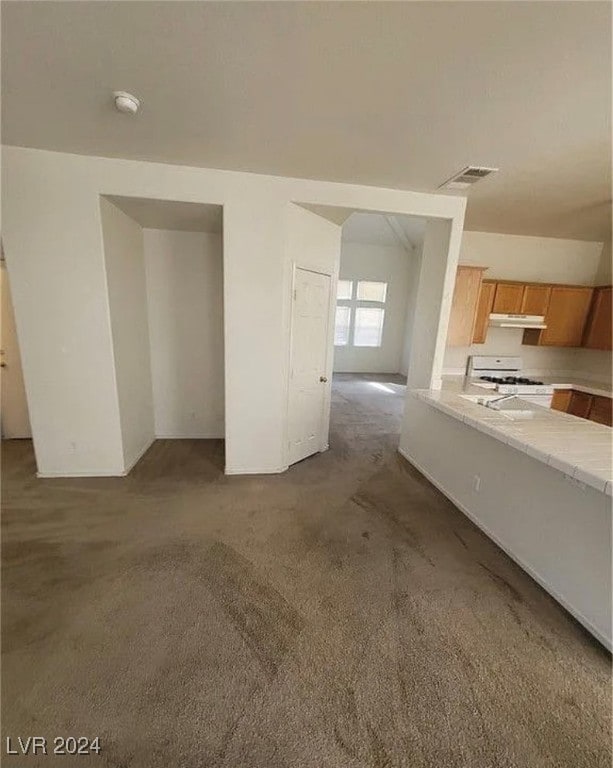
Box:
[479,376,544,386]
[466,355,554,396]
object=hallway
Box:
[2,375,610,767]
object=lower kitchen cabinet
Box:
[551,390,572,412]
[589,395,613,427]
[553,389,613,426]
[567,390,593,419]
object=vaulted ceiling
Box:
[342,213,425,250]
[106,197,222,233]
[3,1,611,241]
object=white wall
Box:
[458,230,604,282]
[1,157,125,475]
[399,396,612,649]
[409,218,464,389]
[400,242,423,377]
[334,241,411,374]
[100,198,154,473]
[595,239,612,284]
[144,229,224,439]
[2,146,465,476]
[444,230,611,381]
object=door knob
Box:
[320,375,328,383]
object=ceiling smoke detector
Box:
[113,91,140,115]
[439,166,498,190]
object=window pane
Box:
[354,307,384,347]
[357,281,387,302]
[337,280,353,300]
[334,306,351,345]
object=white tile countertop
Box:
[540,378,612,398]
[413,378,613,495]
[443,371,613,397]
[441,373,613,399]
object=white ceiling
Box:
[3,2,611,241]
[343,213,425,249]
[106,196,222,233]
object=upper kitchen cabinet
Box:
[520,284,551,315]
[472,280,496,344]
[491,281,551,315]
[492,283,524,313]
[523,286,593,347]
[447,266,487,346]
[448,272,602,349]
[583,286,612,350]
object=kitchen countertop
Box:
[440,374,613,399]
[539,378,613,398]
[411,376,613,495]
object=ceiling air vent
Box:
[439,166,498,190]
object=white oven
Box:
[466,355,553,408]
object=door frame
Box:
[0,259,33,439]
[285,262,337,467]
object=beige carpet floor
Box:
[2,374,611,767]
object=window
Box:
[334,279,387,348]
[357,281,387,302]
[337,280,353,300]
[354,307,385,347]
[334,306,351,345]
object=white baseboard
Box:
[224,464,288,476]
[37,468,126,478]
[397,446,611,650]
[37,435,155,478]
[123,435,156,475]
[154,433,224,440]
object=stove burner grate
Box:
[479,375,544,386]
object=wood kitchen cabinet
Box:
[490,281,551,316]
[492,283,524,314]
[447,266,487,346]
[472,280,496,344]
[554,389,613,427]
[567,390,593,419]
[583,286,612,350]
[520,284,551,315]
[551,389,572,413]
[589,395,613,426]
[448,272,601,349]
[523,286,593,347]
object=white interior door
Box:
[1,262,32,438]
[288,267,332,466]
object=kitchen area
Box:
[399,257,612,650]
[443,266,612,428]
[464,353,612,425]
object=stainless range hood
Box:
[489,313,547,329]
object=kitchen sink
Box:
[460,394,535,419]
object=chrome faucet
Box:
[485,394,517,410]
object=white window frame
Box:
[335,280,387,348]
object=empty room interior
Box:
[1,2,612,766]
